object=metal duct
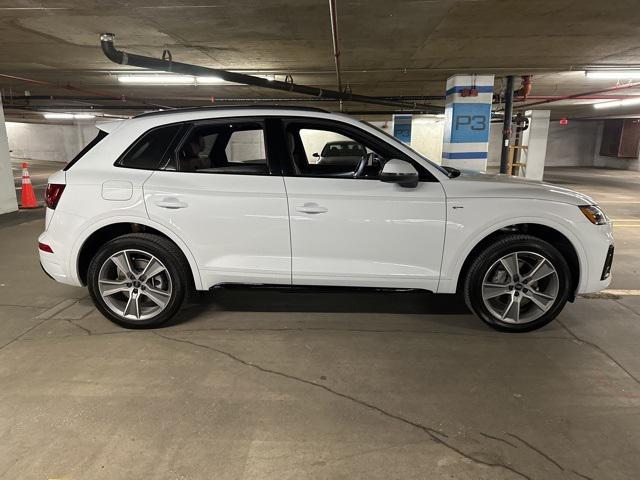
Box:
[100,33,443,113]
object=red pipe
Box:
[516,80,640,109]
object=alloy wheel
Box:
[481,251,559,324]
[97,249,173,321]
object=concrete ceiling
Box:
[2,0,640,120]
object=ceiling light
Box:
[585,70,640,80]
[43,113,95,119]
[117,73,272,85]
[195,76,228,84]
[118,74,196,84]
[265,74,275,82]
[593,97,640,109]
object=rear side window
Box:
[176,122,267,174]
[117,124,182,170]
[63,130,108,171]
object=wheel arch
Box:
[452,221,584,298]
[74,219,203,290]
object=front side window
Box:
[118,124,182,170]
[176,122,267,174]
[288,125,385,178]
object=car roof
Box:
[96,106,352,134]
[133,105,329,119]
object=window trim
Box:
[165,117,275,176]
[114,122,185,171]
[279,117,438,182]
[65,129,108,171]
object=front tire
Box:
[87,233,190,329]
[463,234,572,332]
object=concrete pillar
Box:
[520,110,550,181]
[442,74,494,172]
[0,97,19,214]
[392,114,412,143]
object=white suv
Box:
[39,107,614,332]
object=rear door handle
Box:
[154,198,188,209]
[296,202,328,214]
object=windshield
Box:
[362,121,451,177]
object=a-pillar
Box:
[0,96,18,214]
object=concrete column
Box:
[442,74,494,172]
[0,97,19,214]
[392,114,412,143]
[520,110,550,181]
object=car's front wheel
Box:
[464,234,572,332]
[87,233,190,329]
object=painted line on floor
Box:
[35,298,79,320]
[602,289,640,296]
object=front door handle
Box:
[296,202,328,214]
[154,198,188,209]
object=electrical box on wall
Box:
[600,119,640,158]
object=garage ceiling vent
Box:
[99,33,442,113]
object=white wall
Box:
[369,116,444,164]
[0,99,19,214]
[6,121,98,163]
[546,121,599,167]
[488,120,601,169]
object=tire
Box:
[87,233,191,329]
[463,234,572,332]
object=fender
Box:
[438,213,588,294]
[69,215,204,290]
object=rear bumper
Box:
[38,231,83,287]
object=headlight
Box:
[579,205,608,225]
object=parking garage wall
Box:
[487,121,601,169]
[6,121,98,163]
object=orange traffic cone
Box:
[20,162,39,209]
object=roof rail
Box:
[133,105,330,119]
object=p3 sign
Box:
[455,115,487,132]
[449,103,491,143]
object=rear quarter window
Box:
[117,124,183,170]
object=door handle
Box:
[154,198,188,209]
[296,202,328,214]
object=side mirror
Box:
[379,159,419,188]
[312,152,320,158]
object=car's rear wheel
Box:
[87,233,189,329]
[464,234,572,332]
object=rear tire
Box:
[463,234,572,332]
[87,233,190,329]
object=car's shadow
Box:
[169,286,472,327]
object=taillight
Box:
[38,242,53,253]
[45,184,65,209]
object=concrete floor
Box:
[0,167,638,480]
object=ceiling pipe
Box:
[500,75,515,174]
[0,73,170,109]
[100,33,442,113]
[328,0,343,111]
[1,94,447,103]
[514,75,532,100]
[515,80,640,109]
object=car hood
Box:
[442,171,596,206]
